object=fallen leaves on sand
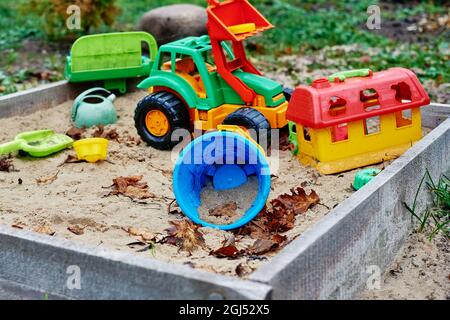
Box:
[36,171,59,185]
[210,234,242,259]
[249,239,279,255]
[34,225,55,236]
[272,233,288,245]
[93,125,119,141]
[68,225,85,235]
[164,219,206,255]
[124,226,156,242]
[210,245,242,259]
[235,187,320,254]
[276,187,320,215]
[209,202,238,217]
[109,175,155,200]
[0,157,14,172]
[66,127,85,140]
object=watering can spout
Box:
[107,93,116,102]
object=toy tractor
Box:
[134,0,289,150]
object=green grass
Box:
[404,170,450,240]
[117,0,449,84]
[0,0,448,95]
[0,0,42,51]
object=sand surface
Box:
[199,176,259,225]
[0,91,377,277]
[360,231,449,300]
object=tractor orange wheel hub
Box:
[145,110,170,137]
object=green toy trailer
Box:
[65,32,158,94]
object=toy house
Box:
[286,68,430,174]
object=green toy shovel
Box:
[0,130,73,157]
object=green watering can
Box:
[0,130,73,157]
[72,87,117,128]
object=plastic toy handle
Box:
[328,69,372,82]
[15,129,54,141]
[0,140,22,155]
[72,88,113,121]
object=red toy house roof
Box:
[286,67,430,129]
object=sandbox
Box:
[0,81,448,299]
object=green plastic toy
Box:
[134,35,288,150]
[65,32,158,94]
[0,130,73,157]
[353,168,382,190]
[328,69,372,82]
[288,121,299,155]
[72,88,117,128]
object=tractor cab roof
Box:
[160,35,212,56]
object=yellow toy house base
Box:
[286,68,430,174]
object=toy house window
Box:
[392,82,412,103]
[360,88,380,110]
[364,116,381,135]
[329,96,347,116]
[291,124,297,133]
[303,127,311,142]
[331,123,348,143]
[396,109,413,128]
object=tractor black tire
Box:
[283,87,294,102]
[223,108,271,148]
[134,91,190,150]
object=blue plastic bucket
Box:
[173,131,271,230]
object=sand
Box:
[0,91,371,277]
[360,231,449,300]
[199,176,259,225]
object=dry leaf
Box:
[0,157,14,172]
[66,127,85,140]
[60,154,83,166]
[124,227,155,242]
[239,187,320,236]
[126,226,141,236]
[34,225,55,236]
[236,219,271,240]
[209,202,238,217]
[249,239,279,255]
[236,263,253,277]
[110,176,155,200]
[124,185,155,200]
[210,245,242,259]
[222,234,236,247]
[276,187,320,215]
[11,223,25,229]
[272,234,287,245]
[36,171,59,185]
[93,125,119,141]
[265,201,296,233]
[165,219,206,254]
[68,225,85,235]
